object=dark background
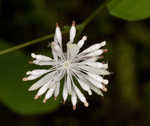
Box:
[0,0,150,126]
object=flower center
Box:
[63,60,71,69]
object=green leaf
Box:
[107,0,150,21]
[0,40,59,115]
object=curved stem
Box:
[0,34,53,55]
[0,1,108,55]
[76,1,108,40]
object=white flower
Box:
[23,21,110,110]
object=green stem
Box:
[0,34,52,55]
[0,1,108,55]
[75,1,108,40]
[84,2,107,26]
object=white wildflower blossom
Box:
[23,21,110,110]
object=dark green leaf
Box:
[107,0,150,21]
[0,40,59,115]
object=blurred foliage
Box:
[108,0,150,21]
[113,40,138,106]
[0,0,150,126]
[0,40,59,115]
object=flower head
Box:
[23,21,110,110]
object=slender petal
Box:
[36,82,49,97]
[32,60,55,66]
[81,41,106,54]
[82,61,108,69]
[73,84,88,107]
[67,72,72,94]
[28,72,55,91]
[31,53,52,61]
[77,36,87,48]
[63,77,68,102]
[71,89,77,110]
[26,69,50,75]
[77,77,92,95]
[85,49,103,57]
[44,88,55,103]
[54,23,62,47]
[54,82,60,99]
[70,21,76,43]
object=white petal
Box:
[32,60,55,66]
[63,78,68,102]
[81,41,106,54]
[26,69,50,75]
[31,53,52,61]
[85,57,99,62]
[87,72,103,82]
[87,72,109,86]
[67,73,72,94]
[51,42,63,58]
[88,84,103,96]
[102,79,109,85]
[52,48,58,61]
[71,89,77,107]
[83,62,108,69]
[28,72,55,91]
[74,69,104,89]
[54,23,62,47]
[86,75,107,92]
[77,77,92,95]
[86,75,103,89]
[85,49,103,57]
[98,69,110,75]
[67,43,80,60]
[45,88,55,100]
[36,82,49,96]
[51,42,62,53]
[24,75,41,81]
[54,82,60,98]
[77,36,87,48]
[70,21,76,43]
[77,65,110,76]
[24,69,50,81]
[73,84,88,107]
[73,70,103,96]
[55,70,65,82]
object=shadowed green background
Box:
[0,0,150,126]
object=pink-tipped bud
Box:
[43,98,47,103]
[63,100,66,104]
[70,21,76,42]
[73,105,76,111]
[28,61,33,64]
[84,102,89,107]
[77,36,87,48]
[99,56,104,59]
[56,22,59,27]
[82,36,87,41]
[101,86,108,92]
[103,49,108,53]
[34,95,39,100]
[22,77,28,81]
[54,97,57,100]
[54,22,62,46]
[72,20,75,26]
